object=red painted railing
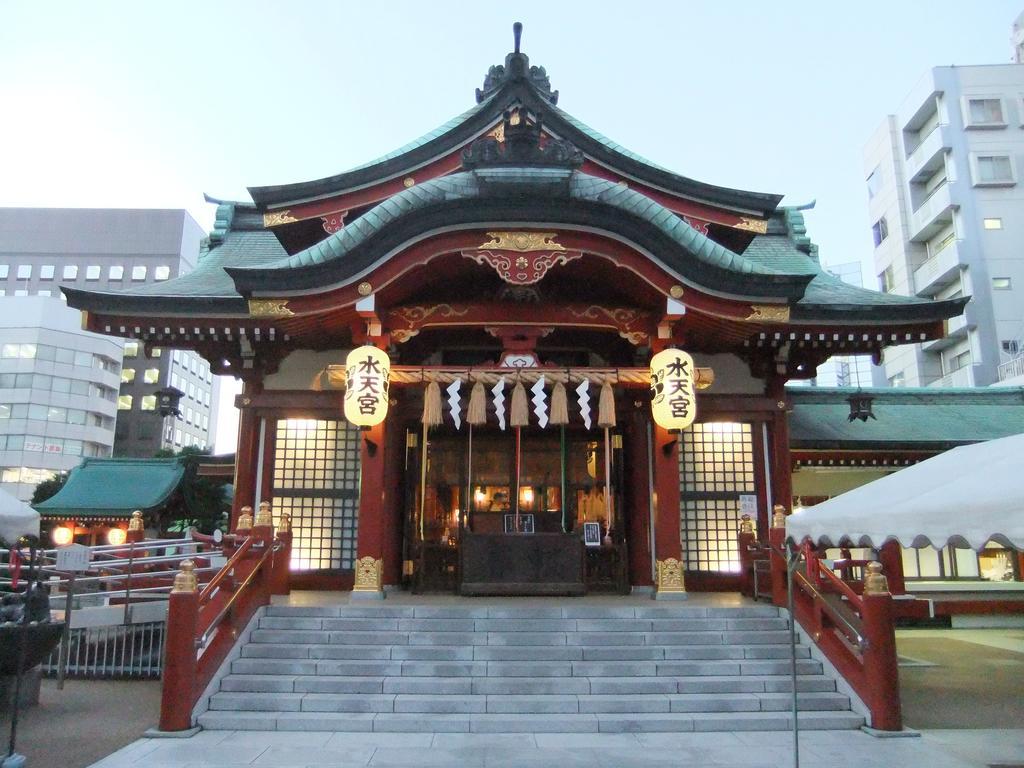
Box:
[158,519,292,732]
[738,526,902,731]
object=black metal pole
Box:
[787,550,802,768]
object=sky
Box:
[1,0,1020,451]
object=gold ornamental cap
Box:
[771,504,787,529]
[278,511,291,535]
[863,561,890,595]
[236,506,254,532]
[739,514,755,534]
[128,510,144,532]
[255,500,273,528]
[171,559,198,593]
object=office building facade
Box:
[864,64,1024,387]
[0,208,220,458]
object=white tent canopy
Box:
[0,486,40,544]
[786,431,1024,552]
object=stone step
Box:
[208,690,852,716]
[261,604,782,621]
[196,708,863,733]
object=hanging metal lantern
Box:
[649,348,697,431]
[154,386,184,418]
[343,346,390,427]
[846,391,877,422]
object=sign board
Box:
[56,543,91,572]
[343,346,390,427]
[739,494,757,517]
[583,522,602,547]
[649,348,697,431]
[503,514,535,534]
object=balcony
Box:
[909,181,957,242]
[912,239,963,296]
[906,124,949,183]
[997,355,1024,383]
[927,365,976,388]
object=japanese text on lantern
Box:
[343,346,390,427]
[649,348,697,431]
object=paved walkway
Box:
[88,728,1024,767]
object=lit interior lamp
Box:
[107,527,127,546]
[52,525,73,546]
[520,486,534,507]
[474,487,486,507]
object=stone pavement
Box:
[88,728,1024,768]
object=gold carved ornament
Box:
[771,504,787,529]
[656,558,686,593]
[745,305,791,323]
[277,511,291,535]
[128,510,144,532]
[478,231,566,252]
[248,299,294,318]
[263,210,298,227]
[353,556,383,592]
[739,514,755,535]
[733,217,768,234]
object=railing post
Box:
[878,540,906,595]
[269,512,292,596]
[769,505,787,607]
[860,561,902,731]
[126,510,145,544]
[159,560,199,732]
[737,514,755,597]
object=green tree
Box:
[154,447,230,534]
[31,472,68,505]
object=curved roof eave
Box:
[229,169,808,301]
[247,80,782,216]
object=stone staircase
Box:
[198,602,864,733]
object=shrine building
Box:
[64,28,965,599]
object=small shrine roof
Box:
[788,386,1024,451]
[34,457,189,519]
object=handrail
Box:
[199,536,253,602]
[197,544,275,648]
[793,570,863,649]
[814,558,864,606]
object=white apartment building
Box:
[0,298,122,501]
[0,208,220,458]
[864,64,1024,388]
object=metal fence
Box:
[40,620,166,679]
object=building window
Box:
[972,154,1015,186]
[109,265,124,280]
[16,265,31,279]
[143,368,160,384]
[39,265,54,280]
[124,341,139,358]
[141,395,157,411]
[0,265,8,279]
[85,265,101,280]
[117,395,133,410]
[174,429,182,446]
[1003,340,1020,355]
[879,266,896,293]
[62,265,78,280]
[983,218,1003,230]
[866,167,881,199]
[888,371,905,388]
[992,277,1012,290]
[14,290,27,297]
[150,347,162,358]
[154,265,170,281]
[1,343,36,359]
[37,290,51,297]
[965,97,1005,127]
[132,266,147,280]
[946,349,972,373]
[120,368,136,383]
[871,217,888,247]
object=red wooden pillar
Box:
[353,421,386,598]
[626,409,653,587]
[766,377,793,512]
[231,398,261,530]
[381,415,405,587]
[861,589,903,730]
[878,540,906,595]
[652,423,685,598]
[159,590,199,732]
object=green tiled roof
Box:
[788,387,1024,449]
[34,457,189,518]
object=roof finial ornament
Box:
[513,22,522,54]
